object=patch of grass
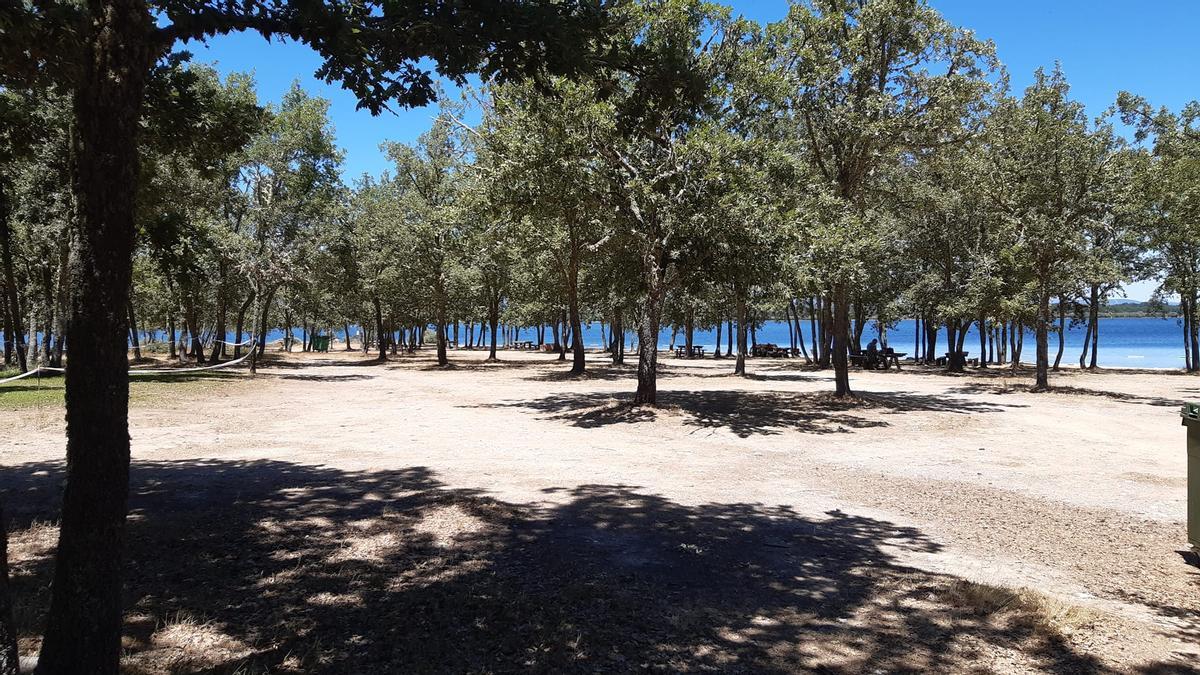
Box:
[943,579,1100,638]
[0,369,245,410]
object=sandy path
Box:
[5,349,1198,672]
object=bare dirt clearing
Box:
[4,349,1198,673]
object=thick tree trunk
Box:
[1,284,11,367]
[0,501,17,675]
[0,188,27,373]
[1034,293,1051,391]
[488,296,500,361]
[634,249,666,406]
[818,296,832,369]
[567,290,584,376]
[945,320,963,372]
[1190,291,1200,372]
[37,0,153,669]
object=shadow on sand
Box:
[476,388,1021,438]
[3,458,1153,674]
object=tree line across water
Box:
[2,0,1199,672]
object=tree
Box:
[767,0,995,396]
[0,0,611,669]
[1116,93,1200,371]
[985,67,1118,390]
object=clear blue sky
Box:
[192,0,1200,298]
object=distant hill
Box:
[1100,300,1179,317]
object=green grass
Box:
[0,369,242,410]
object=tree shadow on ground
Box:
[3,458,1142,674]
[475,388,1018,438]
[948,382,1180,407]
[258,353,387,369]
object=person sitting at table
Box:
[865,339,880,369]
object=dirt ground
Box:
[3,347,1199,673]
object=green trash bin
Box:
[1180,403,1200,551]
[312,335,330,352]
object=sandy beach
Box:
[4,349,1198,673]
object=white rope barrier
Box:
[128,339,257,375]
[0,339,258,384]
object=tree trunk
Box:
[1087,284,1100,370]
[611,310,624,365]
[978,315,988,369]
[831,285,852,397]
[372,296,387,360]
[233,291,254,359]
[1053,297,1065,371]
[127,300,141,361]
[734,292,747,376]
[634,248,666,406]
[567,289,585,376]
[1034,293,1051,391]
[0,500,18,675]
[184,295,206,363]
[37,1,153,669]
[713,318,722,359]
[1190,290,1200,372]
[0,187,27,373]
[557,309,567,361]
[945,320,962,372]
[725,319,733,357]
[210,263,227,361]
[488,295,500,361]
[808,298,819,363]
[818,296,832,369]
[791,300,811,363]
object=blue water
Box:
[561,317,1190,370]
[4,316,1191,369]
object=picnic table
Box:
[674,345,706,358]
[752,343,790,358]
[851,349,906,370]
[514,340,534,350]
[935,351,970,367]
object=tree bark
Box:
[0,500,17,675]
[127,299,141,361]
[37,0,153,669]
[1034,292,1051,391]
[831,285,851,397]
[232,290,254,359]
[488,294,500,361]
[1087,284,1100,370]
[1053,297,1065,371]
[791,300,811,363]
[0,186,26,373]
[734,291,747,376]
[634,247,666,406]
[372,296,387,360]
[978,315,988,369]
